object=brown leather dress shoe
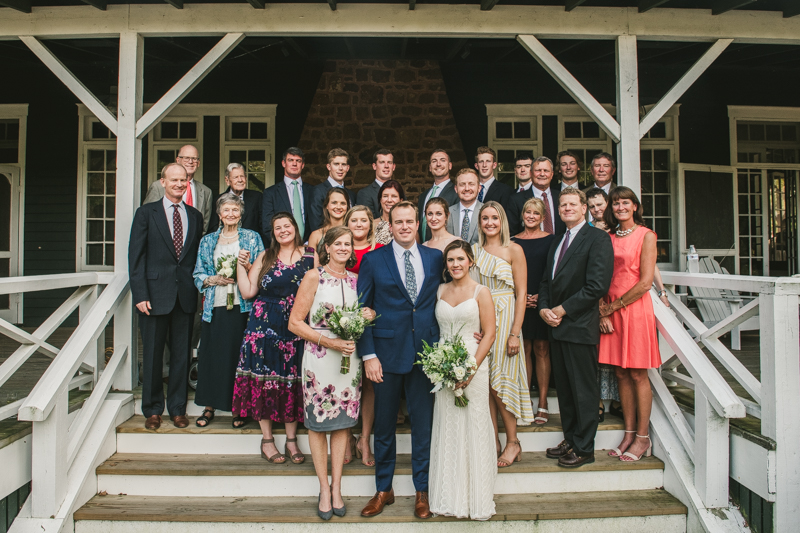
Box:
[361,489,395,517]
[546,439,571,459]
[170,415,189,428]
[414,491,432,519]
[558,451,595,468]
[145,415,161,430]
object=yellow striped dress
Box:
[471,244,534,425]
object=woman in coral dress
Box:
[598,187,661,462]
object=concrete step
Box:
[117,414,627,455]
[74,490,686,532]
[95,451,664,498]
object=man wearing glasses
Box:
[145,145,213,233]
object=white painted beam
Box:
[3,5,799,43]
[639,39,732,139]
[517,34,621,143]
[615,35,640,193]
[694,392,730,508]
[19,36,117,136]
[135,32,244,139]
[30,387,68,518]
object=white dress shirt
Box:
[458,200,478,235]
[283,176,306,217]
[561,180,580,190]
[182,179,197,207]
[592,182,612,194]
[424,178,451,206]
[374,177,386,187]
[516,181,532,193]
[327,176,344,188]
[162,196,188,245]
[552,219,586,277]
[362,241,426,362]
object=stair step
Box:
[116,415,627,454]
[74,491,686,531]
[96,451,664,497]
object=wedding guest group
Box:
[128,145,662,522]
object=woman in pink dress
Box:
[598,186,661,462]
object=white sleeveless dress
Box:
[429,284,497,521]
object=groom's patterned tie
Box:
[404,250,417,304]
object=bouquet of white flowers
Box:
[311,297,376,374]
[215,254,237,310]
[416,331,477,407]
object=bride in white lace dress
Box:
[429,240,498,520]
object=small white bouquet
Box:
[215,254,237,310]
[311,297,377,374]
[416,331,477,407]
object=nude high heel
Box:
[620,434,652,462]
[608,430,636,457]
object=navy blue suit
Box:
[261,179,313,246]
[357,244,443,492]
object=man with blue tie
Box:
[445,168,482,245]
[309,148,356,232]
[261,147,313,246]
[357,201,442,520]
[474,146,513,213]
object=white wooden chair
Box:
[688,257,758,350]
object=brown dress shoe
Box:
[546,439,571,459]
[170,415,189,428]
[558,451,595,468]
[361,489,395,517]
[145,415,162,430]
[414,491,432,519]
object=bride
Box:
[429,240,498,520]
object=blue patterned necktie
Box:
[461,208,470,241]
[478,184,485,202]
[404,250,417,304]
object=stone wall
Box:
[297,59,468,202]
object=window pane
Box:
[105,244,114,266]
[564,122,581,138]
[640,150,652,171]
[88,150,105,171]
[161,122,178,139]
[106,175,115,194]
[653,150,669,171]
[179,122,197,139]
[0,258,8,309]
[106,196,115,218]
[0,149,15,163]
[655,218,670,239]
[782,125,797,142]
[738,195,749,214]
[766,124,781,141]
[495,122,512,139]
[87,244,103,265]
[657,242,670,263]
[497,150,515,164]
[157,150,176,171]
[740,259,750,275]
[739,216,750,235]
[91,122,109,139]
[653,172,670,193]
[737,123,749,141]
[105,221,114,241]
[582,121,600,138]
[655,196,670,216]
[649,122,667,139]
[641,173,652,194]
[642,196,653,216]
[106,150,116,171]
[250,122,268,139]
[0,174,9,251]
[513,122,531,139]
[4,121,18,140]
[749,124,765,141]
[87,220,104,241]
[88,197,104,218]
[229,150,247,165]
[88,173,104,195]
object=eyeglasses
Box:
[178,156,200,162]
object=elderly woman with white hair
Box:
[192,192,265,428]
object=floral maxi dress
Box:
[232,249,315,422]
[302,268,362,432]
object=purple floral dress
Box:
[302,268,362,432]
[232,248,315,422]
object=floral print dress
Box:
[302,268,362,432]
[232,248,315,422]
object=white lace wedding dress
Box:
[429,285,497,520]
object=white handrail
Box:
[0,374,95,421]
[0,272,106,295]
[17,274,130,422]
[660,271,800,294]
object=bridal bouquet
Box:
[215,254,237,310]
[416,332,477,407]
[311,297,376,374]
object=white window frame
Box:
[222,113,276,193]
[0,104,27,322]
[485,104,542,188]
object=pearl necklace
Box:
[616,225,637,238]
[325,265,346,276]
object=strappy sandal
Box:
[534,407,549,425]
[260,438,286,463]
[620,434,652,462]
[232,416,248,429]
[195,408,215,427]
[608,430,636,457]
[344,434,357,465]
[497,439,521,468]
[355,436,375,466]
[284,437,306,464]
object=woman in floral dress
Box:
[234,212,315,465]
[290,226,373,519]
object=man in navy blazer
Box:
[417,150,459,242]
[507,156,566,237]
[474,146,513,212]
[357,201,442,520]
[261,147,312,246]
[309,148,356,232]
[129,163,204,430]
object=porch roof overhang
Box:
[1,4,800,44]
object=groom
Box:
[357,201,442,519]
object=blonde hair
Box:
[477,201,511,247]
[521,197,545,219]
[344,205,376,248]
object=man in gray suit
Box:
[446,168,482,245]
[356,149,396,219]
[144,145,213,233]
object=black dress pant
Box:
[550,339,599,455]
[139,302,193,417]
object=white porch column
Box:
[615,35,640,195]
[694,391,729,507]
[113,32,143,390]
[30,386,67,517]
[759,282,800,532]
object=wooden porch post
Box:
[615,35,640,195]
[113,32,143,390]
[30,386,67,517]
[759,282,800,532]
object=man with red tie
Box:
[130,163,204,430]
[507,155,566,237]
[144,145,213,234]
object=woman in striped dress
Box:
[471,201,534,468]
